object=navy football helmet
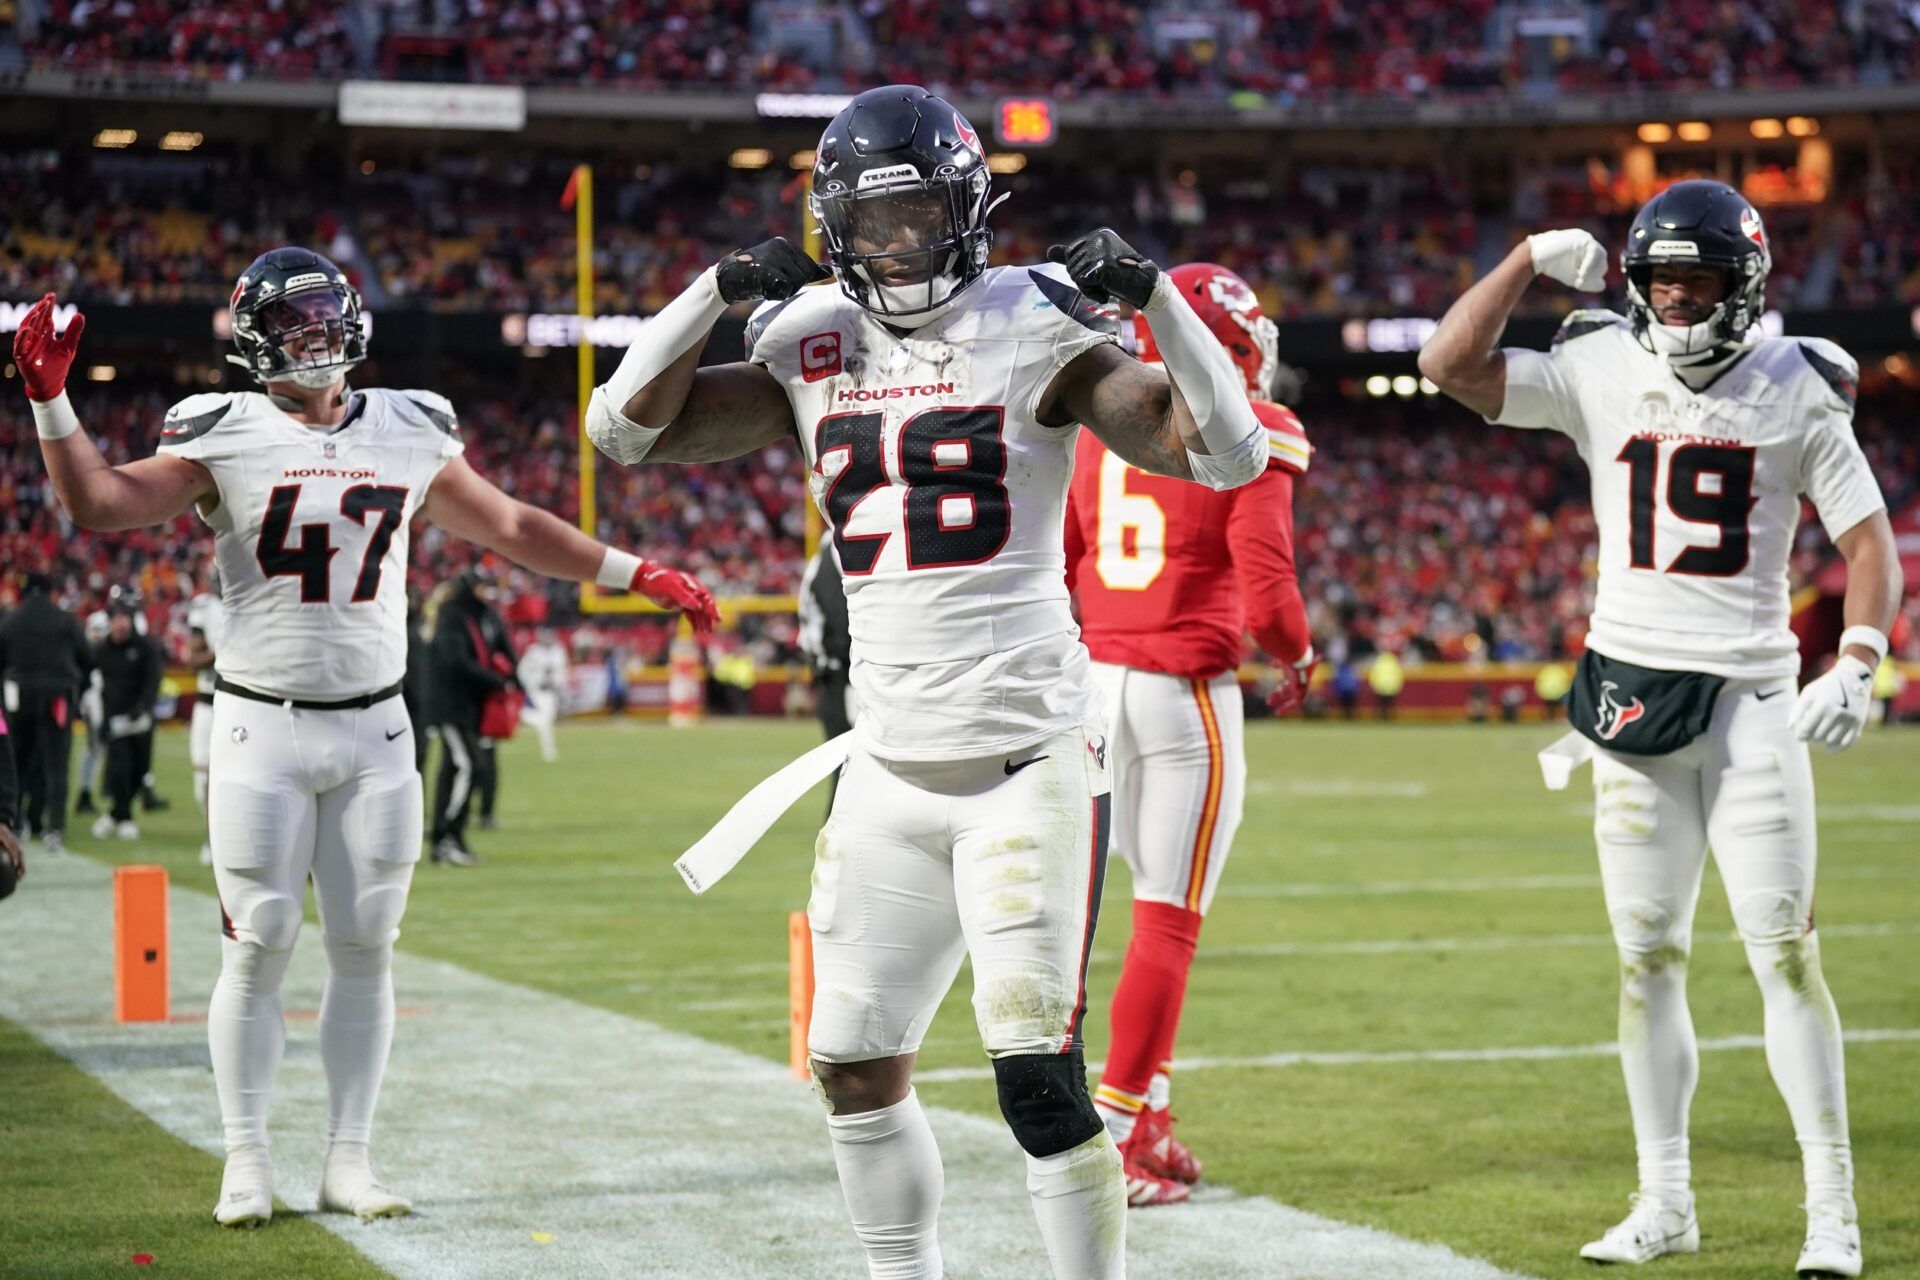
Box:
[810,85,1001,321]
[229,247,367,387]
[1622,180,1771,353]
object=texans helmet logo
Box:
[1739,204,1767,250]
[954,116,981,156]
[1594,681,1647,742]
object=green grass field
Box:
[7,716,1918,1278]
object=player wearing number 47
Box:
[15,251,719,1231]
[1421,180,1901,1279]
[589,84,1266,1280]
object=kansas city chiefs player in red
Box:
[1063,263,1312,1205]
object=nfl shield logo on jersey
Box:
[324,440,337,459]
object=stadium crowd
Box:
[22,0,1920,97]
[5,377,1915,683]
[8,151,1920,319]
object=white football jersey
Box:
[157,388,464,699]
[518,640,568,694]
[185,591,226,694]
[1496,311,1885,678]
[749,263,1120,761]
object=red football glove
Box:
[1265,649,1319,718]
[633,562,721,638]
[13,293,86,402]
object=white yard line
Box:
[1150,920,1920,962]
[913,1030,1920,1085]
[1216,873,1601,899]
[0,853,1539,1280]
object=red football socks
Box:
[1096,899,1203,1126]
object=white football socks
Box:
[1746,932,1855,1214]
[208,936,294,1152]
[1615,944,1697,1201]
[825,1089,945,1280]
[319,934,396,1146]
[1025,1130,1127,1280]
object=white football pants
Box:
[1089,663,1244,915]
[807,723,1113,1063]
[523,687,559,762]
[1591,676,1852,1210]
[206,691,421,1154]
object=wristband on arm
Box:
[31,391,80,441]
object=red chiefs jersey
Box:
[1065,400,1311,680]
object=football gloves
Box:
[12,293,86,402]
[1048,229,1161,310]
[1265,647,1319,719]
[1527,229,1608,292]
[1789,655,1875,753]
[713,238,832,305]
[632,562,722,639]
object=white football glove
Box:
[1527,229,1608,292]
[1788,655,1875,753]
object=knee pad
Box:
[1607,899,1687,960]
[993,1050,1103,1158]
[1731,890,1808,947]
[219,933,297,993]
[229,893,303,954]
[1595,772,1660,847]
[974,958,1075,1057]
[322,933,393,984]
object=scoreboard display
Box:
[995,98,1058,148]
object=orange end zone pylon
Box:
[114,865,169,1023]
[789,911,814,1080]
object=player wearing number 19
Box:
[14,249,719,1231]
[1420,181,1901,1278]
[589,85,1267,1280]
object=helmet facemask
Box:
[812,169,995,325]
[232,282,367,388]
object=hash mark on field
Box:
[912,1029,1920,1083]
[1,854,1540,1280]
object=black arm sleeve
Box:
[73,618,96,680]
[141,636,164,708]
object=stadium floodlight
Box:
[789,150,816,171]
[1419,377,1439,395]
[87,365,116,382]
[729,148,773,170]
[160,131,204,151]
[1676,121,1711,142]
[1750,118,1785,139]
[986,152,1027,174]
[1365,375,1391,397]
[1636,123,1672,143]
[1786,116,1820,137]
[1392,375,1418,397]
[92,128,137,149]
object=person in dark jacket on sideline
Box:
[90,602,161,841]
[0,572,93,851]
[426,570,514,866]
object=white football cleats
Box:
[1797,1208,1862,1277]
[1579,1192,1699,1264]
[213,1145,273,1228]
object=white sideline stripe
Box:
[913,1029,1920,1084]
[0,855,1538,1280]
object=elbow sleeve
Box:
[1185,427,1266,491]
[585,386,667,465]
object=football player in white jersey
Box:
[185,567,225,865]
[15,249,719,1229]
[516,626,568,763]
[1421,181,1901,1278]
[589,85,1266,1280]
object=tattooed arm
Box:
[1039,343,1195,480]
[643,362,799,463]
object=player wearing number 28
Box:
[1062,263,1312,1208]
[15,249,717,1230]
[1421,181,1901,1278]
[588,85,1267,1280]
